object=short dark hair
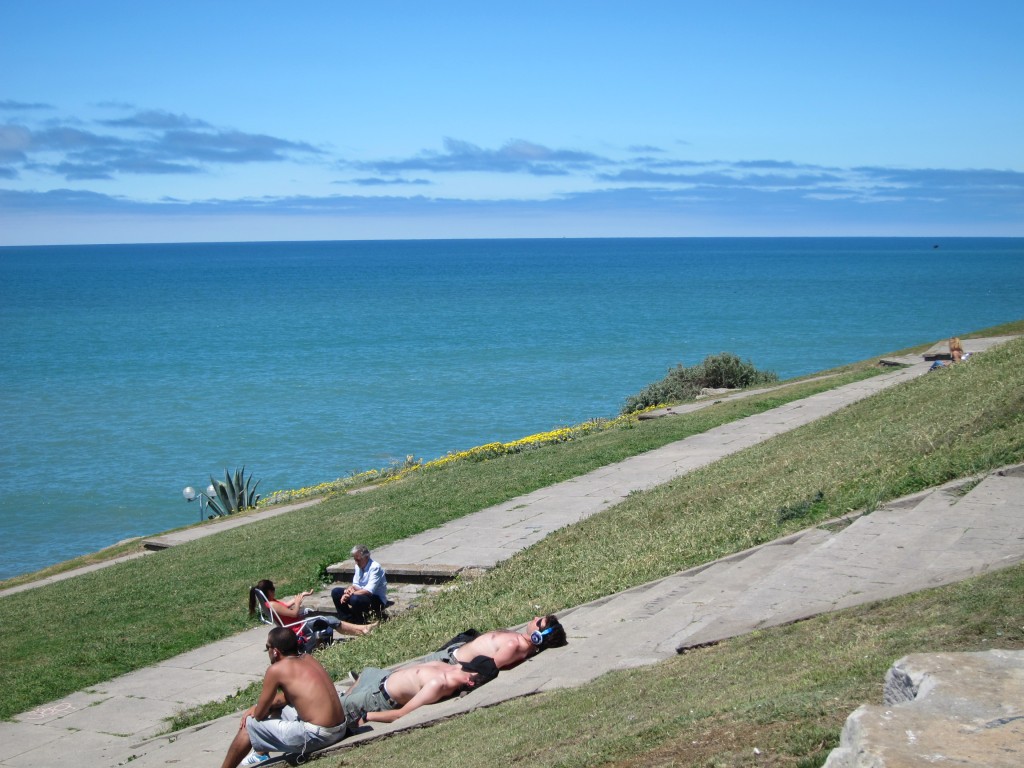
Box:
[268,627,299,656]
[537,615,567,651]
[460,655,498,687]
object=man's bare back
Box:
[221,628,346,768]
[266,654,344,728]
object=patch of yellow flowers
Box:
[259,406,661,507]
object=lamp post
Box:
[182,484,216,522]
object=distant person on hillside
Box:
[220,627,348,767]
[342,656,498,726]
[331,544,389,624]
[949,336,964,363]
[250,579,374,653]
[423,615,567,670]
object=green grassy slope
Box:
[0,368,880,721]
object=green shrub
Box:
[207,467,261,516]
[623,352,779,413]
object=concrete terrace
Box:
[1,335,1021,767]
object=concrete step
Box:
[677,468,1024,651]
[325,560,472,584]
[303,581,451,620]
[314,562,487,619]
[559,527,835,668]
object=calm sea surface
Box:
[1,237,1022,580]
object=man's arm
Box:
[365,678,451,724]
[269,600,305,622]
[250,667,286,722]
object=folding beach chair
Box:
[253,589,333,651]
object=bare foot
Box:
[360,622,379,635]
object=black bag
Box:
[436,628,480,652]
[300,618,336,653]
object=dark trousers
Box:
[331,588,385,624]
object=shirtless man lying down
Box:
[342,656,499,725]
[423,614,567,670]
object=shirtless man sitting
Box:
[342,656,498,725]
[221,627,348,767]
[425,614,567,670]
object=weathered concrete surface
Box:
[325,561,466,583]
[824,650,1024,768]
[676,469,1024,651]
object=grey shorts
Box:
[342,667,399,721]
[420,643,462,664]
[246,706,347,755]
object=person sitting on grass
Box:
[949,336,964,363]
[424,614,567,670]
[342,656,498,726]
[331,544,389,624]
[221,627,348,767]
[250,579,375,653]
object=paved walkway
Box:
[1,336,1019,767]
[0,499,323,600]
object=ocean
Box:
[1,237,1021,580]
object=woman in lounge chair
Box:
[249,579,375,651]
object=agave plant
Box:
[207,466,261,516]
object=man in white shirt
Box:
[331,544,388,624]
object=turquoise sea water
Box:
[1,237,1022,580]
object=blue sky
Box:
[1,1,1022,245]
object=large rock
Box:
[824,649,1024,767]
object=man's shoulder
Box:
[479,628,520,641]
[494,629,529,646]
[436,666,467,691]
[272,654,323,677]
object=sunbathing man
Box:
[425,614,567,670]
[342,656,498,725]
[221,627,348,767]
